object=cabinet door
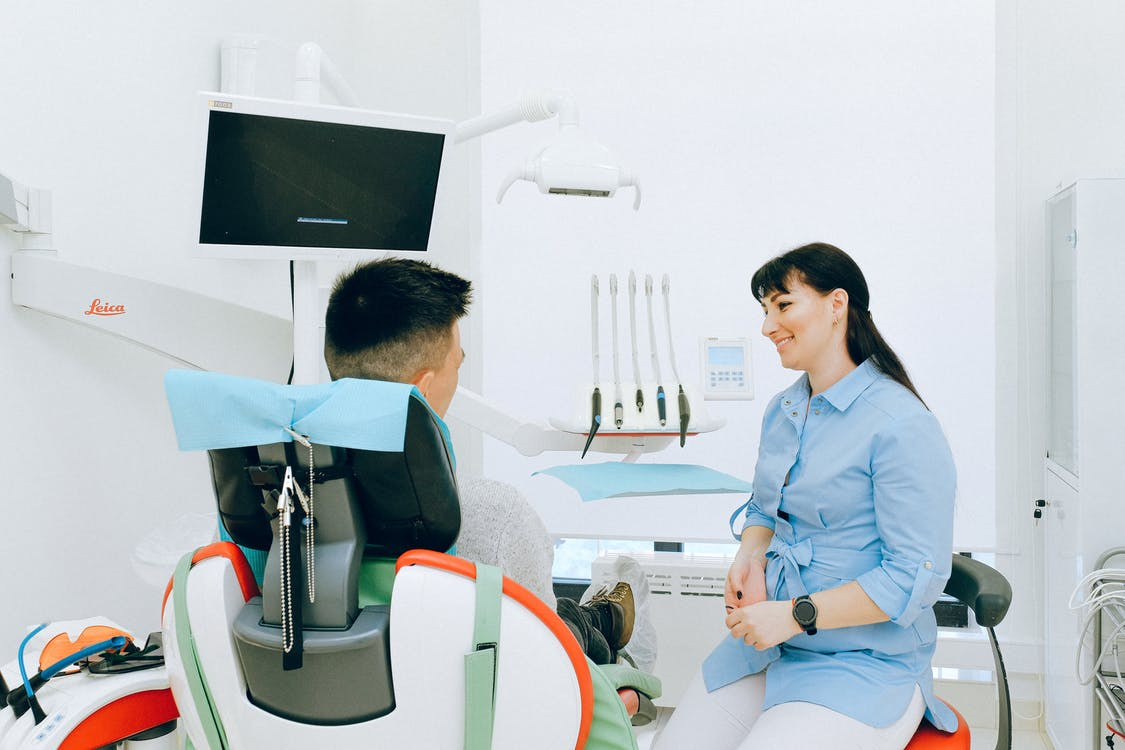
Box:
[1042,463,1091,750]
[1047,190,1077,475]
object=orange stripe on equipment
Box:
[58,688,178,750]
[161,541,261,618]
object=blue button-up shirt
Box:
[702,358,957,731]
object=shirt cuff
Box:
[856,562,946,627]
[739,513,776,539]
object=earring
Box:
[832,315,839,328]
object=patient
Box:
[323,257,638,668]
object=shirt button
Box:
[814,409,820,415]
[784,400,792,406]
[790,411,798,417]
[923,561,933,570]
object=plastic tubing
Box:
[17,623,48,698]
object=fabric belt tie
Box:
[766,535,883,601]
[766,537,814,599]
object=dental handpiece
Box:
[628,271,644,413]
[583,274,602,459]
[663,274,691,447]
[644,274,666,426]
[609,274,624,428]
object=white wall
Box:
[0,1,480,647]
[478,2,997,550]
[994,0,1125,711]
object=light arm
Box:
[455,92,641,209]
[454,92,575,143]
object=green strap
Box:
[464,563,503,750]
[172,550,228,750]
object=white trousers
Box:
[652,670,926,750]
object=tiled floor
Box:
[633,709,1054,749]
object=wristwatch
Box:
[792,595,818,635]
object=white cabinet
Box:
[1043,178,1125,750]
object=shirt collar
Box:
[819,358,879,412]
[779,373,811,405]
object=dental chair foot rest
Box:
[596,663,661,702]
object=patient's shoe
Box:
[610,555,657,672]
[582,582,635,650]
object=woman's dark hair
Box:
[751,242,926,406]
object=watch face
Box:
[794,598,817,626]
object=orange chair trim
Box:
[905,699,970,749]
[160,541,261,618]
[396,549,595,750]
[57,688,178,750]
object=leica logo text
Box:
[84,298,126,316]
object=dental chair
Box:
[905,554,1013,750]
[161,371,653,750]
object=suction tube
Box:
[662,274,691,446]
[14,623,48,723]
[583,275,602,458]
[644,275,666,426]
[609,273,624,428]
[8,626,127,723]
[628,271,644,413]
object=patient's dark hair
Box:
[325,258,472,382]
[751,242,925,407]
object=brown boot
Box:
[583,582,635,650]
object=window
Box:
[552,538,655,581]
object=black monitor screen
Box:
[199,109,445,252]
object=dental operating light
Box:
[454,92,641,210]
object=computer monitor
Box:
[195,92,452,261]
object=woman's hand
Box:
[724,554,767,614]
[725,600,801,650]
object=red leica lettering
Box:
[84,298,126,316]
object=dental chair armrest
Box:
[597,663,661,700]
[944,554,1012,628]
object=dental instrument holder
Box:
[204,395,460,724]
[552,380,719,460]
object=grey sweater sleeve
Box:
[454,474,558,610]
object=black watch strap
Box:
[792,594,818,635]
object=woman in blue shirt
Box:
[655,243,956,749]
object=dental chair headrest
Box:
[164,371,461,556]
[208,395,460,557]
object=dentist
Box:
[655,242,956,749]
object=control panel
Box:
[700,337,753,400]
